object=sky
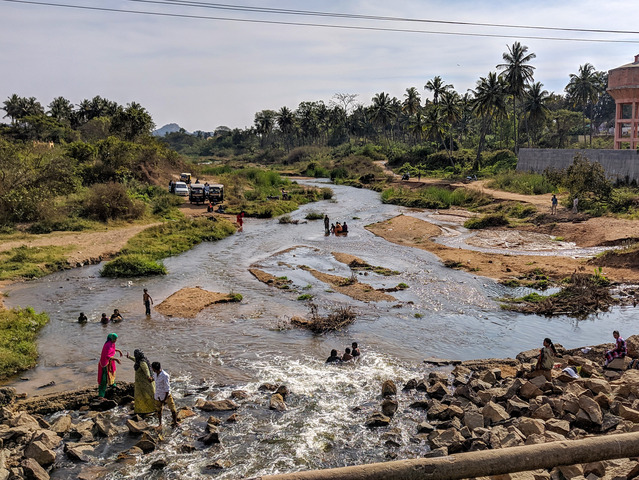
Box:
[1,0,638,132]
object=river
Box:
[3,180,637,478]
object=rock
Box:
[578,396,603,425]
[607,357,630,371]
[531,404,554,421]
[529,375,548,389]
[24,441,56,467]
[269,394,287,411]
[545,419,570,436]
[423,357,461,366]
[604,369,623,381]
[480,370,497,385]
[195,398,239,411]
[619,404,639,423]
[557,464,583,479]
[519,382,543,400]
[227,413,239,423]
[207,416,222,431]
[231,390,249,400]
[627,335,639,357]
[602,412,622,431]
[8,412,40,430]
[585,378,611,395]
[366,412,391,428]
[258,383,277,392]
[21,458,49,480]
[199,431,220,445]
[65,446,91,463]
[561,395,581,415]
[50,414,72,435]
[416,422,435,433]
[89,398,117,411]
[32,429,62,450]
[76,466,110,480]
[381,398,398,417]
[427,382,449,400]
[506,396,530,417]
[126,419,149,434]
[275,385,289,398]
[517,418,545,437]
[151,459,167,470]
[583,461,606,477]
[205,459,232,470]
[464,411,484,431]
[95,416,122,437]
[427,401,449,421]
[0,468,8,480]
[593,392,610,410]
[424,447,448,458]
[381,380,397,397]
[403,379,418,390]
[446,405,464,418]
[180,443,196,453]
[0,388,16,407]
[177,407,196,420]
[482,401,510,425]
[427,427,465,449]
[135,433,156,453]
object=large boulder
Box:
[585,378,611,395]
[269,394,287,412]
[50,414,72,435]
[365,412,390,428]
[607,357,631,371]
[618,404,639,423]
[427,427,465,450]
[482,401,510,425]
[24,441,56,467]
[517,417,545,437]
[578,396,603,425]
[21,458,49,480]
[519,382,543,400]
[531,403,554,421]
[463,411,484,431]
[381,399,398,417]
[0,388,16,408]
[626,334,639,357]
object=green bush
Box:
[27,217,95,234]
[486,171,556,195]
[305,211,324,220]
[0,307,49,380]
[100,254,166,277]
[82,182,145,222]
[464,213,509,229]
[381,186,489,209]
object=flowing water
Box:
[3,180,638,478]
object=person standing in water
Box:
[97,333,122,397]
[143,289,153,316]
[126,349,156,415]
[152,361,179,428]
[324,215,330,234]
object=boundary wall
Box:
[517,148,639,182]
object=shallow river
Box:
[3,180,637,478]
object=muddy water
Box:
[4,180,638,478]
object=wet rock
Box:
[205,459,232,470]
[258,383,277,392]
[76,466,110,480]
[95,416,122,437]
[275,386,289,398]
[381,398,398,417]
[199,431,220,445]
[177,407,196,421]
[21,458,49,480]
[416,422,435,434]
[151,459,167,470]
[424,447,448,458]
[206,416,221,432]
[482,401,510,425]
[269,394,287,411]
[231,390,249,400]
[126,419,149,435]
[115,453,137,465]
[226,413,239,423]
[403,379,418,390]
[0,388,16,408]
[65,446,91,463]
[381,380,397,397]
[88,398,117,412]
[366,412,391,428]
[195,399,239,412]
[517,417,545,437]
[179,443,196,453]
[427,382,449,401]
[408,400,430,410]
[134,432,156,453]
[24,440,56,467]
[50,414,72,435]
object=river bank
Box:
[2,337,639,479]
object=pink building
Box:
[608,54,639,149]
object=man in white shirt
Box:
[151,361,179,428]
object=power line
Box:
[2,0,639,44]
[132,0,639,36]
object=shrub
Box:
[305,211,324,220]
[82,182,145,222]
[486,171,556,195]
[279,215,293,224]
[297,294,313,301]
[0,307,49,380]
[464,213,509,229]
[100,254,166,277]
[27,217,94,234]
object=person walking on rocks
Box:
[604,330,627,366]
[126,349,156,415]
[551,194,558,215]
[152,361,179,428]
[143,289,153,316]
[98,333,122,397]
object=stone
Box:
[403,379,418,390]
[381,380,397,397]
[381,398,398,417]
[531,404,554,421]
[50,414,72,435]
[76,466,110,480]
[604,369,622,381]
[269,394,287,411]
[0,388,16,407]
[618,404,639,423]
[524,433,546,445]
[428,427,465,449]
[593,392,610,410]
[416,422,435,433]
[366,412,391,428]
[177,407,196,420]
[427,382,449,400]
[557,464,583,479]
[517,418,545,437]
[258,383,277,392]
[8,412,40,430]
[446,405,464,419]
[95,416,121,437]
[602,412,622,431]
[578,396,603,425]
[126,419,149,434]
[89,398,117,411]
[583,461,606,477]
[0,468,8,480]
[409,400,430,410]
[135,433,156,453]
[545,419,570,436]
[585,378,611,395]
[427,401,449,420]
[480,370,497,385]
[21,458,49,480]
[506,396,530,417]
[151,459,167,470]
[607,357,630,371]
[424,447,448,458]
[205,460,232,470]
[519,382,543,400]
[561,395,581,415]
[275,385,289,398]
[529,375,548,389]
[231,390,249,400]
[482,401,510,425]
[65,447,91,463]
[195,399,239,411]
[31,429,62,450]
[226,413,239,423]
[464,411,484,431]
[544,431,566,442]
[24,441,56,467]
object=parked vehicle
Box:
[173,181,189,196]
[401,173,410,181]
[180,173,191,183]
[189,184,206,204]
[209,184,224,203]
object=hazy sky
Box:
[1,0,638,132]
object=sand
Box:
[154,287,236,318]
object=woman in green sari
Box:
[126,349,156,415]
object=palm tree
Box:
[47,96,74,124]
[422,105,447,157]
[472,72,507,169]
[370,92,396,140]
[2,94,23,124]
[276,106,295,150]
[439,90,462,163]
[402,87,421,117]
[254,110,276,147]
[497,42,536,153]
[424,76,452,105]
[565,63,598,146]
[523,82,550,146]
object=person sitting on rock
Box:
[529,337,558,381]
[605,330,627,367]
[325,349,342,364]
[341,347,353,361]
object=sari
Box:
[129,349,156,414]
[98,333,118,397]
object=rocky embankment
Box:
[3,339,639,479]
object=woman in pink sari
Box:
[98,333,123,397]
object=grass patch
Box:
[0,307,49,380]
[464,213,509,229]
[101,217,236,277]
[486,171,556,195]
[227,293,243,302]
[297,294,314,301]
[26,217,98,234]
[347,259,399,276]
[396,283,409,290]
[500,279,521,288]
[0,245,70,281]
[305,211,324,220]
[279,215,294,224]
[381,185,490,209]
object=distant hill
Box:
[152,123,187,137]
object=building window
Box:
[621,104,633,119]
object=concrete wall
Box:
[517,148,639,182]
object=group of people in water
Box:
[323,215,348,235]
[98,333,179,428]
[530,331,628,381]
[326,342,361,363]
[78,290,154,325]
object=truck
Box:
[189,184,206,204]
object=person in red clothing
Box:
[236,211,245,231]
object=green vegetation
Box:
[297,294,313,301]
[101,217,236,277]
[227,293,243,302]
[464,213,509,229]
[486,171,556,195]
[0,307,49,380]
[396,283,409,290]
[305,211,324,220]
[0,245,70,281]
[381,186,490,209]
